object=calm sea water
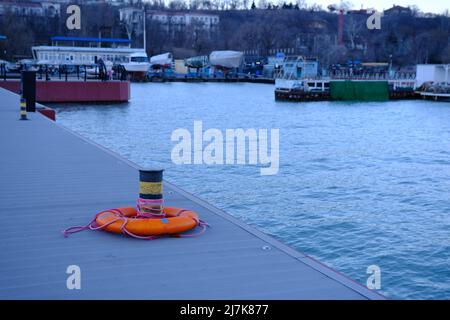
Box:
[52,83,450,299]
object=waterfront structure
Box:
[175,59,189,74]
[415,64,450,101]
[275,59,419,102]
[0,79,130,103]
[263,55,285,78]
[271,55,319,81]
[279,56,319,79]
[416,64,450,87]
[32,37,145,66]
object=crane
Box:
[327,2,352,46]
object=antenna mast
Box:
[143,7,146,51]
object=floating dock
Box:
[151,76,275,84]
[0,80,130,103]
[419,91,450,101]
[0,87,383,299]
[275,89,331,101]
[275,79,418,102]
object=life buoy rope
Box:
[136,198,166,218]
[63,204,209,240]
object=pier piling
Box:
[19,98,27,120]
[138,169,164,216]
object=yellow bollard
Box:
[20,98,27,120]
[137,169,164,217]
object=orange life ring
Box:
[95,207,199,236]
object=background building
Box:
[146,11,219,34]
[0,1,61,17]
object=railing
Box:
[329,71,416,81]
[0,61,128,82]
[0,63,7,81]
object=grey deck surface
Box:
[0,88,383,299]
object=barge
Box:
[275,78,418,102]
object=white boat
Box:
[209,51,243,69]
[122,52,150,73]
[150,52,173,68]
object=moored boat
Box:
[209,51,243,69]
[122,51,150,73]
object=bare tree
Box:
[0,10,35,60]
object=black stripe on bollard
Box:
[139,169,164,200]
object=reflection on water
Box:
[53,82,450,299]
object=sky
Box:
[306,0,449,14]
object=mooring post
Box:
[20,70,36,112]
[138,169,164,216]
[20,97,27,120]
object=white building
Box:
[108,0,141,5]
[416,64,450,87]
[0,1,61,17]
[119,7,144,36]
[147,11,219,33]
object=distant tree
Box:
[0,11,34,60]
[257,0,268,9]
[296,0,307,10]
[229,0,241,10]
[168,0,188,10]
[441,43,450,62]
[344,14,365,50]
[146,19,166,55]
[308,3,323,12]
[409,5,421,17]
[190,0,201,10]
[258,19,283,55]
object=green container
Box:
[330,80,389,101]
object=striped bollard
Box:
[20,98,27,120]
[137,169,164,217]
